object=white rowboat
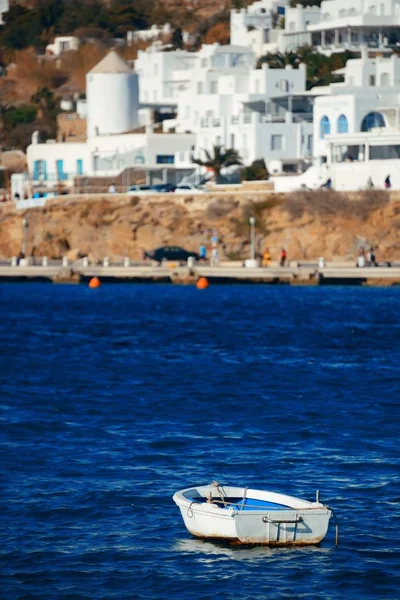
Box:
[173,482,336,546]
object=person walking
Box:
[262,248,271,267]
[211,247,219,267]
[280,247,287,267]
[108,183,117,193]
[199,244,207,264]
[384,175,391,189]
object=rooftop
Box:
[89,51,132,75]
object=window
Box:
[271,134,283,150]
[56,159,66,181]
[280,79,289,92]
[33,160,47,181]
[76,159,83,175]
[369,144,400,159]
[320,115,331,139]
[369,75,376,86]
[369,4,376,13]
[230,133,235,148]
[337,114,348,133]
[210,81,218,94]
[156,155,175,164]
[380,72,389,86]
[307,134,313,153]
[197,82,203,94]
[361,112,385,131]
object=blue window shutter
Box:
[77,159,83,175]
[33,161,39,180]
[42,161,47,181]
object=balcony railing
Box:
[34,172,76,182]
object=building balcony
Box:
[33,172,76,183]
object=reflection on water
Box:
[175,537,334,561]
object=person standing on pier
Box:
[199,244,207,264]
[280,248,287,267]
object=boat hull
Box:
[173,484,332,546]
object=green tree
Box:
[257,46,355,90]
[241,159,269,181]
[192,145,243,183]
[171,27,183,49]
[0,4,41,50]
[3,104,37,130]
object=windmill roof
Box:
[89,51,132,75]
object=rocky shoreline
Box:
[1,189,399,265]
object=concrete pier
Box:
[0,262,400,286]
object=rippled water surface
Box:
[0,283,399,599]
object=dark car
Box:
[150,183,176,193]
[144,246,200,265]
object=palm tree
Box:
[192,145,243,183]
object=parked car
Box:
[144,246,200,264]
[127,185,153,194]
[150,183,176,193]
[174,184,204,194]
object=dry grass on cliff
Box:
[283,190,389,221]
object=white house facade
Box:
[281,0,400,53]
[231,0,400,56]
[137,43,314,171]
[313,50,400,157]
[230,0,288,56]
[26,51,196,189]
[273,50,400,190]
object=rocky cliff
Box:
[1,190,399,263]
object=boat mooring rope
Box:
[329,507,339,547]
[187,501,196,518]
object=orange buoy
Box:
[196,277,209,290]
[88,277,101,289]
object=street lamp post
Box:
[22,217,28,256]
[249,216,255,261]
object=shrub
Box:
[206,198,237,219]
[3,104,37,129]
[241,159,269,181]
[283,190,389,221]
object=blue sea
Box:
[0,283,399,600]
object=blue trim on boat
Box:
[186,496,289,511]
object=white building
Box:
[45,36,80,56]
[231,0,400,56]
[127,24,172,44]
[86,52,139,138]
[0,0,8,25]
[230,0,288,56]
[274,49,400,190]
[135,43,197,107]
[26,51,196,188]
[137,43,314,172]
[281,0,400,53]
[313,49,400,158]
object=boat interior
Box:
[184,490,289,511]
